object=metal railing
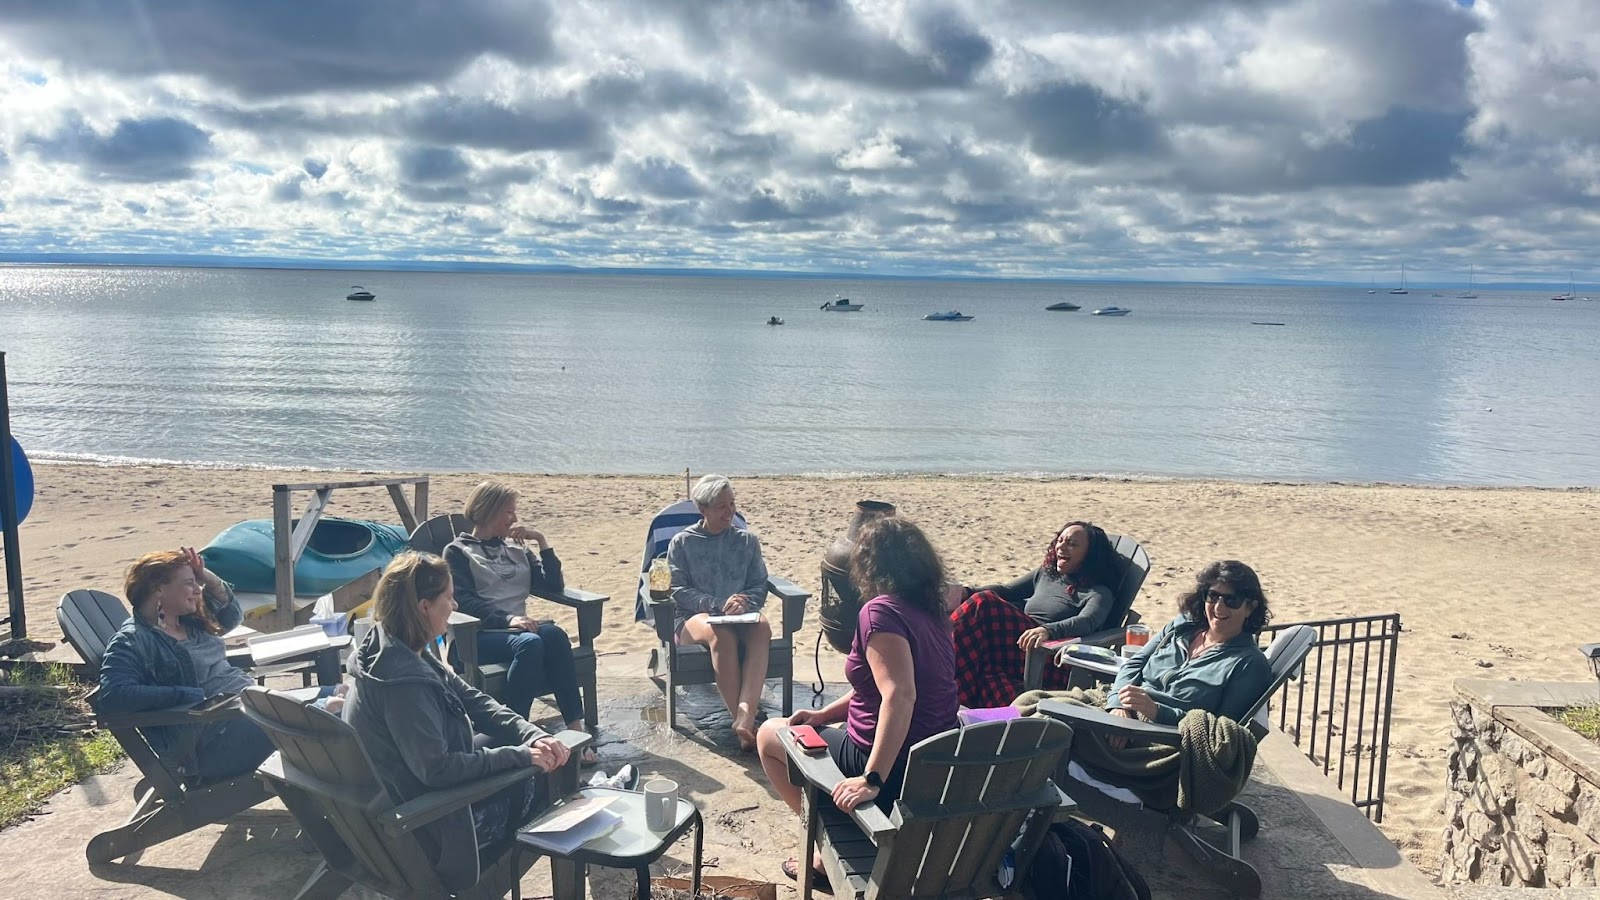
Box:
[1260,613,1400,822]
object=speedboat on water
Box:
[1045,301,1081,311]
[346,286,376,301]
[923,310,975,321]
[767,316,784,325]
[1091,306,1131,316]
[821,297,863,311]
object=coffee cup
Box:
[643,778,678,832]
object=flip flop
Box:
[781,857,832,893]
[578,746,600,769]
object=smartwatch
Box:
[864,770,884,789]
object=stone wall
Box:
[1444,680,1600,888]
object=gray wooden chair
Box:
[637,499,811,730]
[1022,532,1151,691]
[781,718,1076,899]
[408,513,607,730]
[1036,623,1316,898]
[241,686,592,900]
[55,588,341,863]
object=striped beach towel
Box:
[634,499,749,623]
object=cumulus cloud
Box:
[0,0,1594,279]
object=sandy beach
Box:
[9,462,1600,876]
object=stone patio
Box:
[1,655,1443,899]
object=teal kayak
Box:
[200,517,412,596]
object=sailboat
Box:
[1366,277,1376,294]
[1389,264,1409,295]
[1456,264,1478,299]
[1552,273,1575,301]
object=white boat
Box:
[923,310,974,321]
[821,297,863,311]
[1389,264,1408,295]
[346,286,375,301]
[1457,264,1478,299]
[1553,273,1576,301]
[1091,306,1131,316]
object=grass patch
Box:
[0,663,124,829]
[1558,705,1600,742]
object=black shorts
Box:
[821,726,908,809]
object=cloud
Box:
[25,114,213,182]
[394,145,535,203]
[1012,81,1168,164]
[402,95,608,153]
[0,0,556,97]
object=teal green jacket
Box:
[1106,615,1272,726]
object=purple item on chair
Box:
[958,706,1023,726]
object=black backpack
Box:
[1026,819,1152,900]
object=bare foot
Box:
[732,712,758,751]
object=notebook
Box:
[517,795,624,855]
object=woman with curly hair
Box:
[755,516,958,887]
[947,521,1119,708]
[1104,560,1273,748]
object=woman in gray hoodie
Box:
[344,552,571,891]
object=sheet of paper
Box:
[521,795,617,834]
[518,808,623,855]
[705,612,761,626]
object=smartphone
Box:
[789,724,828,755]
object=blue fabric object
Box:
[199,517,411,595]
[1,436,32,528]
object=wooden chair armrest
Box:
[531,587,608,647]
[1035,699,1183,747]
[779,726,894,841]
[382,730,593,834]
[767,575,810,637]
[97,701,243,730]
[1023,646,1053,691]
[649,598,676,644]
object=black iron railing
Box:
[1259,613,1400,822]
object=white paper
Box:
[246,623,333,665]
[705,612,761,626]
[518,800,624,855]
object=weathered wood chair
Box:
[781,718,1076,899]
[55,588,341,863]
[241,686,592,900]
[1022,532,1152,691]
[1036,623,1316,898]
[636,499,811,730]
[408,513,607,730]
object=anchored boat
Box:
[923,310,975,321]
[821,297,863,311]
[346,286,376,301]
[1045,302,1081,311]
[1091,306,1132,316]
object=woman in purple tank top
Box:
[756,516,958,888]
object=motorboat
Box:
[346,285,376,301]
[767,316,784,325]
[821,297,863,311]
[923,310,975,321]
[1045,301,1081,311]
[1091,306,1131,316]
[200,517,411,596]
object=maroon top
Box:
[844,594,959,754]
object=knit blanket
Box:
[1013,688,1257,816]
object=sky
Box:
[0,0,1596,283]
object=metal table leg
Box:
[636,865,651,900]
[691,809,703,898]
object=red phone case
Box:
[790,724,828,753]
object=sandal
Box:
[578,746,600,769]
[781,856,832,893]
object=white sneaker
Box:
[604,764,638,791]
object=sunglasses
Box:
[1205,588,1250,610]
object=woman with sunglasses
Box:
[1105,560,1272,747]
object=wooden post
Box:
[1,352,26,641]
[271,485,295,632]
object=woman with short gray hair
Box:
[667,474,771,750]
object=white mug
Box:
[643,778,678,832]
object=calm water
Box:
[1,266,1597,486]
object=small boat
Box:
[821,297,863,311]
[1389,264,1409,295]
[1553,273,1576,301]
[200,517,411,596]
[1250,321,1286,326]
[767,316,784,326]
[346,285,376,301]
[1457,264,1478,299]
[923,310,974,321]
[1045,301,1081,311]
[1091,306,1132,316]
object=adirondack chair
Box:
[636,499,811,730]
[55,588,343,863]
[1035,623,1317,898]
[240,686,593,900]
[1022,532,1151,691]
[408,513,607,730]
[780,718,1077,899]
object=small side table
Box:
[512,786,703,900]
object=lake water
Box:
[1,265,1597,486]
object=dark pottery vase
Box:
[818,500,897,653]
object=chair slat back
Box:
[1246,624,1317,739]
[1101,533,1151,631]
[56,589,131,672]
[872,718,1073,899]
[634,499,748,622]
[408,513,472,556]
[240,687,442,894]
